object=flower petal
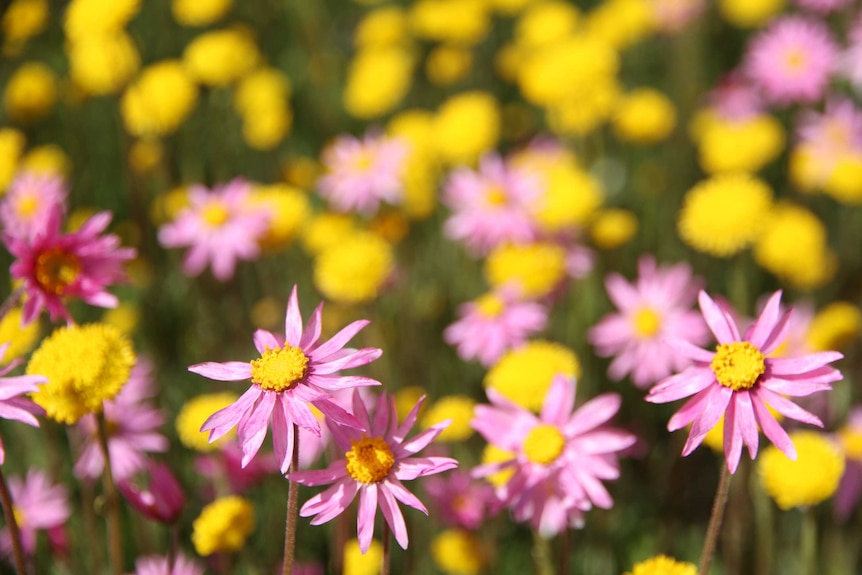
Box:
[646,368,715,404]
[300,302,324,350]
[564,393,621,437]
[757,388,823,427]
[378,483,409,550]
[357,484,378,554]
[290,460,348,487]
[272,396,292,474]
[698,291,739,343]
[309,320,371,362]
[188,361,251,381]
[745,290,783,349]
[768,352,844,376]
[394,456,459,480]
[201,386,260,441]
[751,391,796,460]
[540,374,576,427]
[253,330,280,354]
[285,286,304,347]
[312,348,383,375]
[313,398,364,431]
[238,391,276,467]
[663,338,715,364]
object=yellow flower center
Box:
[784,49,807,73]
[633,307,661,338]
[475,293,504,318]
[711,342,766,391]
[35,247,81,295]
[523,424,565,465]
[345,436,395,484]
[351,150,375,172]
[250,345,309,392]
[485,185,507,207]
[16,194,38,218]
[839,428,862,461]
[201,203,229,227]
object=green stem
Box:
[532,531,554,575]
[801,507,818,575]
[282,425,300,575]
[0,465,28,575]
[97,412,124,575]
[698,464,733,575]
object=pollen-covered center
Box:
[345,436,395,483]
[632,307,661,338]
[484,185,507,207]
[523,424,566,465]
[783,49,808,73]
[201,203,229,228]
[35,247,81,295]
[475,293,504,318]
[16,194,38,218]
[250,345,309,392]
[711,341,766,391]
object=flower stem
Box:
[532,531,553,575]
[801,507,818,575]
[0,465,28,575]
[381,521,391,575]
[559,529,570,575]
[282,424,300,575]
[97,412,124,575]
[698,464,733,575]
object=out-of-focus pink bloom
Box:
[745,16,838,106]
[647,290,843,473]
[0,343,45,464]
[158,179,269,281]
[128,553,204,575]
[443,154,539,256]
[835,407,862,521]
[195,441,278,494]
[841,18,862,92]
[317,132,409,215]
[424,468,496,530]
[75,360,168,481]
[0,469,70,556]
[0,171,67,241]
[796,99,862,183]
[588,255,709,389]
[118,459,185,524]
[795,0,852,12]
[189,285,382,473]
[651,0,705,33]
[6,206,135,325]
[708,72,765,120]
[472,374,635,537]
[444,287,548,367]
[564,242,595,280]
[289,391,458,554]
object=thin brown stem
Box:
[559,528,570,575]
[699,464,733,575]
[282,424,300,575]
[97,412,124,575]
[0,466,28,575]
[381,521,391,575]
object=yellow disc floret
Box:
[191,495,255,556]
[345,436,395,484]
[633,307,661,338]
[250,345,309,393]
[523,424,565,465]
[758,431,844,510]
[624,554,698,575]
[485,341,580,411]
[34,248,80,295]
[711,342,766,391]
[176,392,238,452]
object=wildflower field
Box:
[2,0,862,574]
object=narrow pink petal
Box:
[393,395,426,444]
[723,394,744,474]
[286,398,321,437]
[540,374,575,426]
[751,392,796,460]
[312,348,382,375]
[188,361,251,382]
[289,460,348,487]
[398,421,449,455]
[299,478,352,517]
[253,330,280,354]
[574,469,613,509]
[744,290,783,349]
[0,376,44,399]
[758,309,794,356]
[300,302,324,350]
[0,404,39,427]
[572,430,637,455]
[200,386,260,439]
[272,396,291,474]
[394,456,459,480]
[372,393,391,436]
[564,394,621,437]
[605,274,638,311]
[663,338,715,364]
[698,291,739,343]
[284,286,303,347]
[385,477,429,514]
[768,352,844,376]
[306,374,381,392]
[378,484,409,550]
[357,485,379,554]
[734,391,759,460]
[312,398,363,431]
[309,320,371,362]
[307,480,359,526]
[667,389,711,431]
[647,368,715,404]
[682,385,733,455]
[757,388,823,427]
[760,368,840,396]
[352,390,372,434]
[238,391,276,467]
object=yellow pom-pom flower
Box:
[591,208,638,249]
[344,538,383,575]
[68,32,140,96]
[247,184,309,250]
[824,153,862,205]
[515,1,580,49]
[4,62,57,123]
[409,0,491,45]
[421,395,476,442]
[176,392,239,452]
[0,129,25,191]
[612,88,676,144]
[301,213,357,256]
[484,242,566,298]
[343,47,414,120]
[21,144,70,177]
[624,554,697,575]
[2,0,49,54]
[426,45,473,87]
[313,230,394,304]
[484,340,580,411]
[64,0,140,41]
[696,114,784,175]
[355,7,410,49]
[530,162,603,233]
[234,67,291,116]
[758,431,844,510]
[719,0,784,29]
[121,61,198,137]
[431,529,485,575]
[0,308,40,363]
[586,0,655,50]
[183,28,259,87]
[172,0,232,27]
[433,91,500,166]
[191,496,255,556]
[806,302,861,353]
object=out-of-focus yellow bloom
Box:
[191,496,255,556]
[426,45,473,86]
[281,156,320,189]
[789,144,819,193]
[547,77,620,137]
[586,0,655,49]
[250,297,283,331]
[121,61,198,137]
[343,47,414,119]
[485,340,580,411]
[302,212,357,256]
[624,555,697,575]
[694,112,784,174]
[431,529,485,575]
[410,0,491,45]
[433,91,500,166]
[176,392,238,452]
[150,186,189,225]
[355,7,410,48]
[344,538,383,575]
[172,0,232,27]
[64,0,140,42]
[388,110,440,218]
[21,144,70,177]
[2,0,48,55]
[485,242,566,298]
[824,154,862,204]
[0,128,25,192]
[421,395,476,441]
[68,32,140,96]
[183,28,259,87]
[612,88,676,144]
[758,431,843,510]
[129,139,163,174]
[487,0,538,15]
[234,68,291,116]
[0,308,40,363]
[591,208,639,248]
[528,160,603,233]
[806,302,861,353]
[247,184,309,250]
[314,231,394,304]
[719,0,784,28]
[102,303,140,335]
[370,211,410,244]
[394,386,427,422]
[515,1,580,49]
[242,112,292,151]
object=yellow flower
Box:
[2,0,49,54]
[343,47,414,119]
[183,28,259,87]
[129,139,163,174]
[394,386,427,421]
[355,7,410,49]
[344,538,382,575]
[591,209,638,249]
[431,529,485,575]
[612,88,676,144]
[758,431,844,510]
[487,0,538,15]
[529,161,603,233]
[314,230,394,304]
[234,68,292,117]
[21,145,70,177]
[485,340,580,411]
[302,212,357,256]
[247,184,310,250]
[586,0,655,50]
[176,392,239,452]
[421,395,476,442]
[121,61,198,137]
[150,186,190,226]
[823,153,862,204]
[547,77,620,137]
[64,0,140,42]
[719,0,784,28]
[172,0,232,27]
[388,109,441,218]
[433,91,500,166]
[191,496,255,556]
[677,173,773,258]
[0,128,26,191]
[102,303,140,335]
[68,32,140,96]
[281,155,321,189]
[624,554,697,575]
[484,242,566,298]
[241,111,292,151]
[806,302,861,353]
[409,0,491,45]
[0,308,40,363]
[27,324,136,424]
[515,1,580,49]
[426,45,473,87]
[696,113,784,175]
[3,62,56,123]
[838,424,862,462]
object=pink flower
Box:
[841,18,862,91]
[195,442,277,494]
[646,290,843,473]
[119,459,186,524]
[0,343,45,465]
[289,391,458,554]
[443,154,539,256]
[835,407,862,522]
[708,72,765,120]
[189,285,383,473]
[444,287,548,367]
[0,468,70,556]
[6,207,135,324]
[588,255,709,389]
[745,16,838,106]
[157,179,269,281]
[472,374,635,537]
[0,171,67,241]
[128,553,204,575]
[423,469,496,530]
[795,0,852,12]
[317,132,409,215]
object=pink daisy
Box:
[745,16,838,106]
[646,290,844,473]
[5,206,135,325]
[0,171,67,242]
[189,285,383,473]
[442,154,539,256]
[118,459,185,524]
[834,407,862,522]
[841,17,862,92]
[157,179,269,281]
[423,468,496,530]
[288,391,458,554]
[796,98,862,183]
[443,287,548,367]
[128,553,204,575]
[471,374,635,537]
[708,72,765,121]
[588,255,709,389]
[317,132,409,215]
[0,468,70,556]
[0,343,45,465]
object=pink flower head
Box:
[797,99,862,161]
[289,391,458,554]
[0,171,67,242]
[646,290,843,474]
[423,468,496,530]
[0,468,71,556]
[841,17,862,92]
[708,72,765,120]
[588,255,709,389]
[128,553,204,575]
[0,343,45,465]
[157,179,269,281]
[6,206,136,325]
[443,287,548,367]
[118,459,186,524]
[189,285,383,474]
[795,0,852,13]
[472,374,636,537]
[835,407,862,522]
[443,154,539,256]
[195,442,277,495]
[317,132,409,215]
[745,16,838,106]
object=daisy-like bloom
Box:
[472,374,636,537]
[157,179,269,281]
[129,553,204,575]
[0,171,67,241]
[588,255,709,389]
[423,469,496,530]
[118,459,185,524]
[195,442,277,495]
[646,290,844,473]
[795,99,862,185]
[443,154,539,256]
[0,343,45,464]
[443,287,548,367]
[745,16,838,106]
[289,391,458,553]
[6,206,136,324]
[317,132,409,216]
[841,17,862,92]
[189,285,383,473]
[0,468,70,556]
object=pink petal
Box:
[540,374,575,426]
[309,320,371,362]
[394,456,459,480]
[385,477,429,514]
[238,391,276,467]
[201,386,260,440]
[751,392,796,460]
[647,368,715,404]
[723,394,744,474]
[312,398,363,431]
[757,388,823,427]
[393,395,425,443]
[564,394,621,437]
[667,388,711,431]
[768,352,844,376]
[286,398,321,437]
[272,396,292,474]
[357,485,379,554]
[573,430,636,455]
[758,309,794,356]
[682,385,733,455]
[306,374,381,392]
[745,290,783,349]
[188,361,251,382]
[299,478,355,518]
[290,460,348,487]
[300,302,324,349]
[284,286,304,347]
[312,348,382,375]
[398,421,449,455]
[253,330,280,354]
[0,404,39,427]
[378,484,409,550]
[663,338,715,364]
[698,291,739,343]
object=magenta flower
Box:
[588,255,709,389]
[128,553,204,575]
[6,206,135,325]
[0,171,67,242]
[646,290,843,473]
[157,179,269,281]
[195,442,277,495]
[190,285,383,473]
[423,468,496,530]
[0,344,45,465]
[0,468,70,556]
[708,72,765,121]
[289,391,458,554]
[119,459,185,524]
[472,374,635,537]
